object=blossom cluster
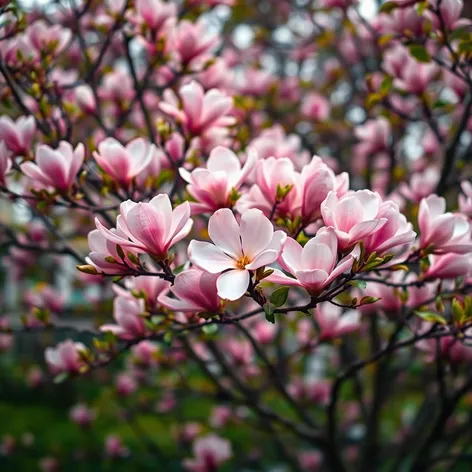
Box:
[2,0,472,471]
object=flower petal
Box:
[188,240,236,273]
[216,269,249,301]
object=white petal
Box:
[216,270,250,301]
[208,209,242,259]
[188,240,236,273]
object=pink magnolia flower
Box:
[74,85,96,114]
[99,70,135,101]
[210,406,232,429]
[298,450,322,472]
[416,325,472,364]
[267,227,357,295]
[359,273,437,315]
[238,68,274,96]
[24,285,65,313]
[237,157,302,218]
[69,403,95,427]
[45,340,86,374]
[117,275,170,310]
[423,253,472,280]
[381,6,425,36]
[383,45,410,78]
[301,92,331,121]
[179,146,257,214]
[21,141,84,192]
[173,20,218,67]
[86,228,141,274]
[183,434,232,472]
[0,142,12,186]
[249,125,308,165]
[428,0,468,31]
[197,58,233,90]
[101,296,147,339]
[1,36,39,67]
[93,137,155,187]
[188,209,286,300]
[362,200,416,259]
[458,180,472,217]
[187,0,235,6]
[321,190,387,251]
[315,304,361,340]
[27,20,71,54]
[394,56,438,95]
[0,115,36,155]
[133,0,177,32]
[289,378,331,404]
[418,195,472,254]
[226,339,255,366]
[319,0,356,8]
[115,372,138,396]
[131,341,159,366]
[105,435,129,458]
[300,157,349,224]
[95,194,193,260]
[160,81,235,137]
[444,69,468,101]
[251,320,277,344]
[399,168,439,202]
[39,457,59,472]
[158,269,221,314]
[354,118,391,156]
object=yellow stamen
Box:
[236,255,251,270]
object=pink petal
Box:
[279,237,303,275]
[302,242,334,273]
[168,201,191,243]
[349,219,387,244]
[265,268,302,287]
[21,162,52,187]
[207,146,241,175]
[36,145,69,189]
[296,269,329,292]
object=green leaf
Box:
[359,296,381,306]
[270,286,290,307]
[458,40,472,54]
[173,263,186,275]
[202,324,218,335]
[53,372,69,384]
[380,76,393,95]
[380,1,398,14]
[415,0,429,15]
[432,99,451,109]
[415,311,447,324]
[263,302,275,323]
[450,27,472,41]
[348,280,367,290]
[408,44,431,63]
[116,245,125,260]
[452,298,465,322]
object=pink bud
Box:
[0,116,36,155]
[22,141,84,192]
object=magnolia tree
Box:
[1,0,472,470]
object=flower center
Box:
[236,255,251,270]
